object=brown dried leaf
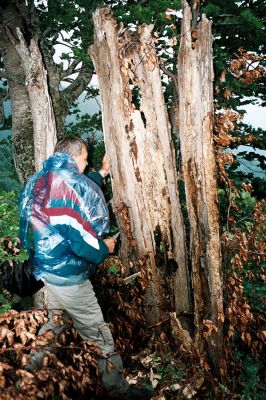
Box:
[0,326,10,342]
[6,330,14,346]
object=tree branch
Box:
[160,64,178,96]
[54,40,74,50]
[62,64,94,108]
[60,59,81,80]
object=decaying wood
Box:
[90,7,192,324]
[178,1,224,371]
[170,312,194,356]
[33,287,48,310]
[123,272,141,284]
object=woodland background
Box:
[0,1,265,399]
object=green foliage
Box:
[72,47,93,67]
[91,140,105,168]
[0,191,27,262]
[0,191,31,313]
[109,0,181,25]
[240,9,264,31]
[65,86,102,137]
[0,191,20,241]
[203,0,266,106]
[241,201,266,315]
[65,111,102,137]
[234,352,265,400]
[0,290,29,315]
[0,138,22,194]
[39,0,105,65]
[107,263,120,275]
[218,185,264,234]
[204,3,220,17]
[0,292,11,314]
[157,363,185,381]
[221,157,265,205]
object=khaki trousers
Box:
[28,279,129,397]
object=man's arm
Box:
[69,227,116,264]
[86,154,111,187]
[47,204,116,265]
[69,225,109,265]
[87,171,103,187]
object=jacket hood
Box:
[42,152,78,173]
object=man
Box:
[19,136,152,399]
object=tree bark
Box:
[178,1,224,371]
[0,4,35,182]
[11,29,57,172]
[12,31,56,309]
[90,7,192,324]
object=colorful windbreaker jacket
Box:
[19,152,110,286]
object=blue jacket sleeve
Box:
[87,171,103,188]
[69,227,109,265]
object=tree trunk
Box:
[11,31,57,307]
[40,44,66,138]
[178,1,224,371]
[1,9,56,307]
[0,4,35,182]
[12,29,57,172]
[90,7,192,324]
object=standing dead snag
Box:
[178,1,224,371]
[90,7,192,324]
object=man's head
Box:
[54,136,88,173]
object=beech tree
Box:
[0,2,35,181]
[0,0,98,178]
[4,28,57,171]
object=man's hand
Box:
[104,238,116,254]
[99,154,111,178]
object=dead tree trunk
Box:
[178,1,224,371]
[90,7,192,324]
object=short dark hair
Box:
[54,136,87,157]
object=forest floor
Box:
[1,256,264,399]
[0,308,214,400]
